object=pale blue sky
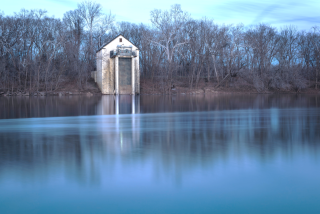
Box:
[1,0,320,30]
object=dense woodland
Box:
[0,1,319,94]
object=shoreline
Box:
[1,89,319,97]
[1,79,319,97]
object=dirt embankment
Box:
[140,77,320,95]
[0,78,102,97]
[1,76,319,97]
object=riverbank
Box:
[140,77,320,95]
[0,78,102,97]
[1,77,319,96]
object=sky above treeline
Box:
[2,0,320,30]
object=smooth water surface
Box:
[0,94,320,214]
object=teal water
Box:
[0,94,320,214]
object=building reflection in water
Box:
[96,95,141,157]
[96,95,140,115]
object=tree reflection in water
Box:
[0,94,319,213]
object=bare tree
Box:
[310,27,320,89]
[78,0,102,61]
[96,11,115,47]
[150,4,190,91]
[204,20,229,83]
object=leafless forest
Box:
[0,2,319,95]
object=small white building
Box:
[92,35,140,94]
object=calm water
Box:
[0,94,320,214]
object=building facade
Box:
[92,35,140,94]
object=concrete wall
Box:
[135,50,140,94]
[96,51,103,91]
[91,71,97,82]
[101,48,112,94]
[109,57,115,93]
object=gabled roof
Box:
[96,34,139,53]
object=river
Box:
[0,94,320,214]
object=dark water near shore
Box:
[0,94,320,214]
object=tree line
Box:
[0,2,319,94]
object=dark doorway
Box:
[119,57,132,94]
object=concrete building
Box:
[92,35,140,94]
